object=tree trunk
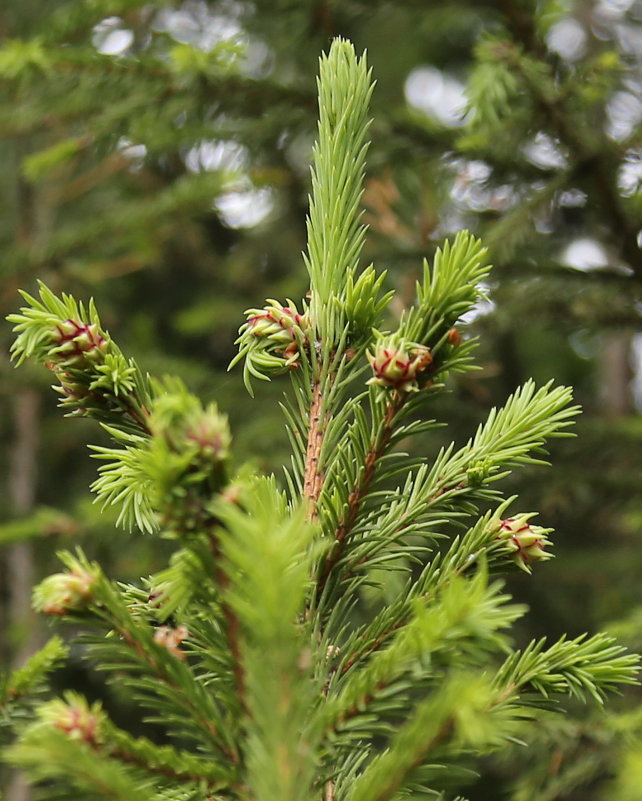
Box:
[599,333,634,417]
[5,389,40,801]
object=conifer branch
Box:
[494,632,640,704]
[104,722,233,791]
[489,19,642,276]
[336,508,540,678]
[212,477,321,801]
[13,690,235,791]
[343,631,639,801]
[7,282,153,435]
[315,390,405,598]
[7,693,161,801]
[344,683,463,801]
[325,571,521,734]
[8,733,156,801]
[55,554,241,763]
[0,636,68,710]
[349,381,579,561]
[112,622,238,761]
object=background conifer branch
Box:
[0,636,67,713]
[474,7,642,277]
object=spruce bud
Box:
[367,337,432,392]
[151,395,231,464]
[183,404,232,463]
[33,568,95,616]
[231,297,309,384]
[153,624,189,659]
[447,328,462,347]
[45,695,104,745]
[51,320,109,368]
[52,373,91,405]
[244,299,307,346]
[495,514,553,572]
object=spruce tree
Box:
[2,39,639,801]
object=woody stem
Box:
[303,379,325,521]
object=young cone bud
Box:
[495,514,553,572]
[33,568,95,616]
[42,695,104,745]
[447,327,462,347]
[230,297,310,385]
[151,395,231,464]
[183,404,232,463]
[51,320,109,369]
[153,624,190,659]
[367,337,432,392]
[244,299,307,346]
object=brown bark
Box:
[599,333,634,417]
[6,390,41,801]
[303,380,325,521]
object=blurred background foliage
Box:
[1,0,642,799]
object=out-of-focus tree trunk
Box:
[5,389,40,801]
[599,333,634,417]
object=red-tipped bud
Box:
[231,297,309,382]
[495,514,553,572]
[244,299,307,347]
[367,339,432,392]
[51,320,109,368]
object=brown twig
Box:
[303,379,325,521]
[121,399,152,434]
[326,684,456,801]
